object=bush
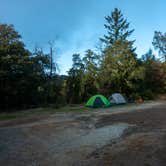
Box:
[141,90,154,100]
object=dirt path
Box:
[0,101,165,166]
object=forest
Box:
[0,8,166,111]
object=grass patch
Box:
[0,114,17,120]
[0,105,88,121]
[0,102,145,121]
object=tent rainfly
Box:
[109,93,126,104]
[86,95,110,108]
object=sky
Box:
[0,0,165,74]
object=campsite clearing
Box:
[0,101,166,166]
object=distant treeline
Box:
[0,8,166,111]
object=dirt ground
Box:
[0,101,166,166]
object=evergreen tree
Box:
[100,8,135,48]
[142,48,155,61]
[0,24,57,109]
[0,24,31,109]
[66,54,84,103]
[82,49,99,99]
[152,31,166,62]
[152,31,166,92]
[141,49,165,96]
[100,8,137,97]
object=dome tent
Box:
[86,95,110,108]
[109,93,126,104]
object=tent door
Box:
[93,97,104,107]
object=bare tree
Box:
[48,40,55,78]
[48,36,61,78]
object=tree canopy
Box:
[0,8,165,111]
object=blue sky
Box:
[0,0,165,74]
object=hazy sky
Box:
[0,0,165,74]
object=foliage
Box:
[100,8,135,48]
[99,8,137,97]
[66,54,84,104]
[139,49,165,98]
[82,49,99,99]
[152,31,166,92]
[0,24,62,110]
[153,31,166,62]
[0,8,166,111]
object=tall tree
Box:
[100,8,137,96]
[48,40,58,77]
[152,31,166,62]
[0,24,31,109]
[152,31,166,93]
[142,48,155,61]
[82,49,99,99]
[141,49,165,95]
[66,54,84,103]
[100,8,135,48]
[0,24,53,109]
[83,49,99,78]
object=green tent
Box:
[86,94,110,108]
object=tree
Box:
[139,49,165,98]
[31,48,50,105]
[0,24,31,109]
[152,31,166,62]
[48,40,58,78]
[66,54,84,103]
[152,31,166,93]
[99,8,137,97]
[100,8,135,48]
[82,49,99,99]
[0,24,55,109]
[142,48,155,61]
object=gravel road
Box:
[0,101,165,166]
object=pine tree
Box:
[66,54,84,103]
[152,31,166,62]
[100,8,135,48]
[82,49,99,99]
[100,8,137,96]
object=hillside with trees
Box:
[0,8,165,111]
